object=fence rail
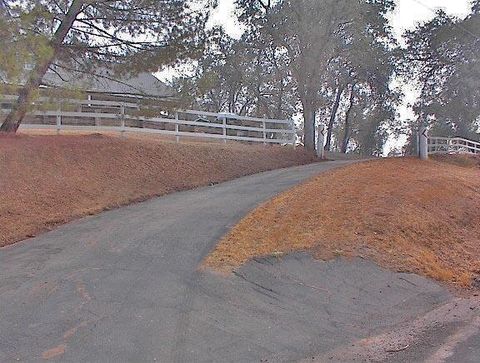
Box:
[1,96,296,145]
[428,137,480,155]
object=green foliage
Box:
[0,4,51,90]
[0,0,211,88]
[319,0,400,154]
[403,4,480,141]
[0,0,214,131]
[173,25,296,120]
[232,0,400,154]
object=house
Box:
[40,66,176,102]
[1,66,177,127]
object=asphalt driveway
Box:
[0,160,475,362]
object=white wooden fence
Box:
[0,95,296,145]
[428,137,480,155]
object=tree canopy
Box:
[403,2,480,141]
[0,0,210,132]
[198,0,400,154]
[5,0,476,156]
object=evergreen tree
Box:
[0,0,209,132]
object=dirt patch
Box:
[42,344,66,360]
[0,134,316,247]
[204,157,480,288]
[305,296,480,363]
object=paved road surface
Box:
[0,161,478,362]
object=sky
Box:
[166,0,472,81]
[389,0,471,41]
[209,0,472,41]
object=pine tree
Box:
[0,0,209,132]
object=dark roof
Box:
[42,67,175,99]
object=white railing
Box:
[428,137,480,155]
[0,96,296,145]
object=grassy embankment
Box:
[0,133,316,247]
[205,155,480,288]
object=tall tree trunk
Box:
[302,100,316,152]
[341,85,355,153]
[325,85,345,151]
[0,0,84,133]
[274,81,285,119]
[228,87,235,113]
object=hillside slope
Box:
[0,134,316,247]
[205,157,480,287]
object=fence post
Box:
[94,97,99,127]
[222,116,227,143]
[317,123,327,159]
[419,126,428,160]
[56,108,61,135]
[175,112,180,143]
[262,120,266,145]
[120,104,126,137]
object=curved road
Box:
[0,160,474,362]
[0,161,353,361]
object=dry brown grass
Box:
[431,153,480,169]
[204,157,480,287]
[0,133,316,247]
